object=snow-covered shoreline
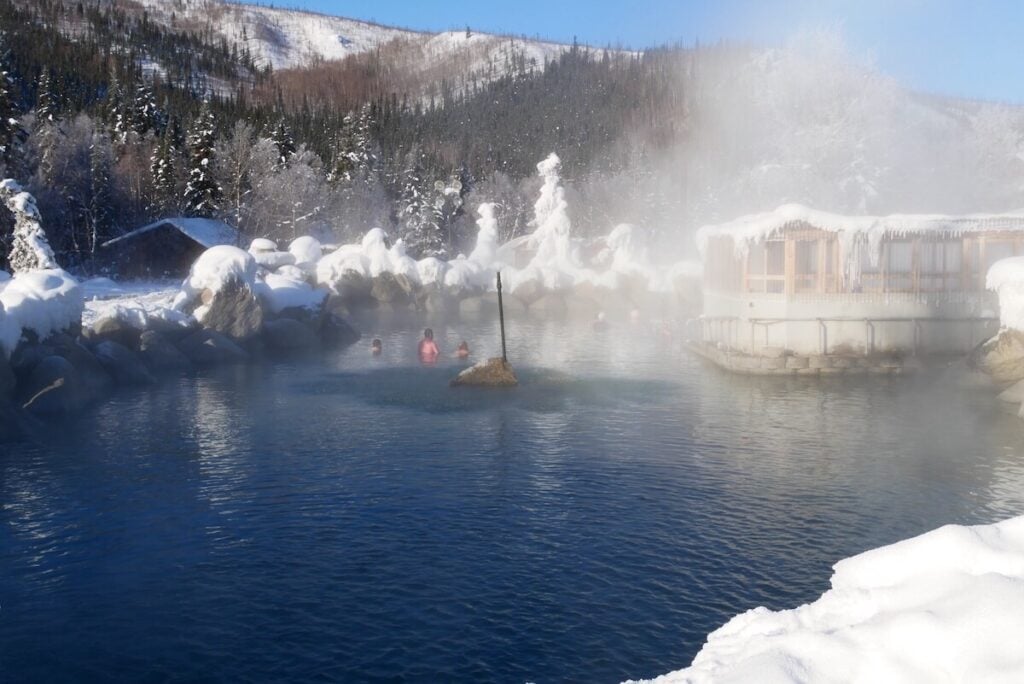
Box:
[628,515,1024,684]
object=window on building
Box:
[886,240,915,292]
[745,239,786,293]
[794,240,819,293]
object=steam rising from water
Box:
[624,29,1024,260]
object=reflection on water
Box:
[1,316,1023,682]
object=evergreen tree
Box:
[271,118,295,169]
[131,81,160,136]
[105,67,131,142]
[327,113,356,183]
[0,31,20,172]
[399,146,446,258]
[35,69,58,125]
[150,124,178,215]
[0,180,57,273]
[182,103,221,217]
[86,129,113,254]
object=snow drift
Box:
[987,257,1024,332]
[630,515,1024,684]
[0,268,83,357]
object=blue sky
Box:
[261,0,1024,103]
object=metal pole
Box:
[497,271,508,362]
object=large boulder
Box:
[0,353,14,399]
[21,355,90,414]
[320,313,361,349]
[450,357,518,388]
[138,330,192,374]
[83,315,142,349]
[93,340,156,386]
[512,278,545,306]
[198,277,264,341]
[263,318,319,352]
[178,329,250,366]
[418,289,453,315]
[459,294,498,318]
[0,400,39,443]
[334,271,375,309]
[530,292,568,318]
[49,335,115,400]
[370,272,411,305]
[971,329,1024,384]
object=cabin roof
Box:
[102,217,239,250]
[696,203,1024,256]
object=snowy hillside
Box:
[129,0,607,81]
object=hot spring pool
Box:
[2,316,1023,682]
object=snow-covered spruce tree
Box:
[0,32,21,174]
[86,129,113,255]
[0,179,57,272]
[131,81,160,136]
[35,70,59,126]
[183,103,221,218]
[398,146,445,258]
[150,125,179,216]
[271,118,295,169]
[105,67,131,143]
[327,113,356,183]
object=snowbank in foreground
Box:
[987,257,1024,331]
[629,515,1024,684]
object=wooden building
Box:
[101,218,240,279]
[696,205,1024,357]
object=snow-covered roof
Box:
[697,203,1024,257]
[103,218,240,250]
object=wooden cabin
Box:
[100,218,240,279]
[696,205,1024,357]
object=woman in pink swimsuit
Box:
[418,328,440,364]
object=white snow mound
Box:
[629,515,1024,684]
[174,245,257,311]
[0,269,83,357]
[987,257,1024,332]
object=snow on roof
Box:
[696,203,1024,258]
[103,218,240,250]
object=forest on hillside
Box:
[0,0,689,274]
[2,1,1024,277]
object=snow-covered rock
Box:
[256,270,327,315]
[630,515,1024,684]
[173,246,262,339]
[249,237,278,252]
[175,245,257,303]
[288,235,323,271]
[416,257,449,287]
[0,269,83,357]
[987,257,1024,332]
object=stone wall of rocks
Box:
[330,270,700,322]
[689,341,922,376]
[0,286,360,441]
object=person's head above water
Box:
[457,341,469,351]
[371,338,382,354]
[423,328,434,340]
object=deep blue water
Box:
[2,317,1024,683]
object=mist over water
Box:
[619,29,1024,263]
[2,317,1023,682]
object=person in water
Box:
[371,338,382,356]
[418,328,440,363]
[455,341,470,359]
[593,311,609,332]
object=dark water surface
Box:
[3,317,1024,683]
